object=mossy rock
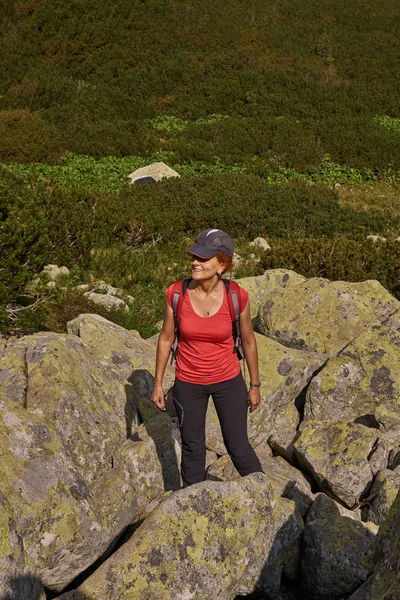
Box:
[0,330,181,590]
[0,494,26,596]
[237,269,306,319]
[367,468,400,526]
[257,278,399,355]
[301,513,376,599]
[348,489,400,599]
[207,450,314,517]
[66,474,303,600]
[294,421,381,508]
[305,324,400,431]
[68,313,176,393]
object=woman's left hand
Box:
[248,387,261,412]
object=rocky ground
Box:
[1,269,400,600]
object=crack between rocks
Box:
[22,346,29,410]
[353,346,368,378]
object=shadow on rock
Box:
[1,573,46,600]
[126,370,181,492]
[0,572,93,600]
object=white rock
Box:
[42,265,70,280]
[84,292,128,311]
[249,237,271,251]
[367,235,387,243]
[128,162,180,185]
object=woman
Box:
[151,228,262,487]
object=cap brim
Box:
[185,243,218,259]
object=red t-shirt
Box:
[166,282,249,384]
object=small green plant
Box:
[375,115,400,133]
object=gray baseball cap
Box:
[186,229,234,258]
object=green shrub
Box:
[262,237,400,300]
[0,170,52,304]
[0,109,64,163]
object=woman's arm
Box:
[240,300,261,412]
[151,299,175,411]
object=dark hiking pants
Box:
[172,373,262,487]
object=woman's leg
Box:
[211,373,262,476]
[172,379,210,487]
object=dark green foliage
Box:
[262,237,400,298]
[0,109,64,163]
[0,170,52,304]
[115,175,396,241]
[0,0,399,169]
[0,0,399,335]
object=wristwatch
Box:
[250,382,261,388]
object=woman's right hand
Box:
[151,382,166,411]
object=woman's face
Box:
[188,253,224,281]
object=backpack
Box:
[170,278,244,366]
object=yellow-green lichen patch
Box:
[77,476,278,599]
[258,278,399,355]
[294,421,377,507]
[305,324,400,427]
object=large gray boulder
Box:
[67,313,175,390]
[206,450,315,517]
[348,489,400,600]
[294,421,386,508]
[0,330,180,590]
[237,269,306,319]
[58,474,303,600]
[301,508,376,599]
[257,277,399,355]
[367,467,400,526]
[305,324,400,430]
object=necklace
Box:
[195,286,217,316]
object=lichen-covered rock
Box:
[384,309,400,331]
[206,450,314,517]
[257,278,399,355]
[4,333,139,484]
[237,269,306,318]
[348,488,400,600]
[205,333,327,460]
[367,468,400,526]
[64,474,303,600]
[68,313,176,392]
[305,325,400,429]
[294,421,381,508]
[0,330,181,590]
[0,341,27,406]
[301,512,376,599]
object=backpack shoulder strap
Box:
[170,278,191,366]
[172,278,191,321]
[224,280,242,321]
[223,279,245,360]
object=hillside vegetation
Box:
[0,0,399,335]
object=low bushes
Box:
[262,236,400,299]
